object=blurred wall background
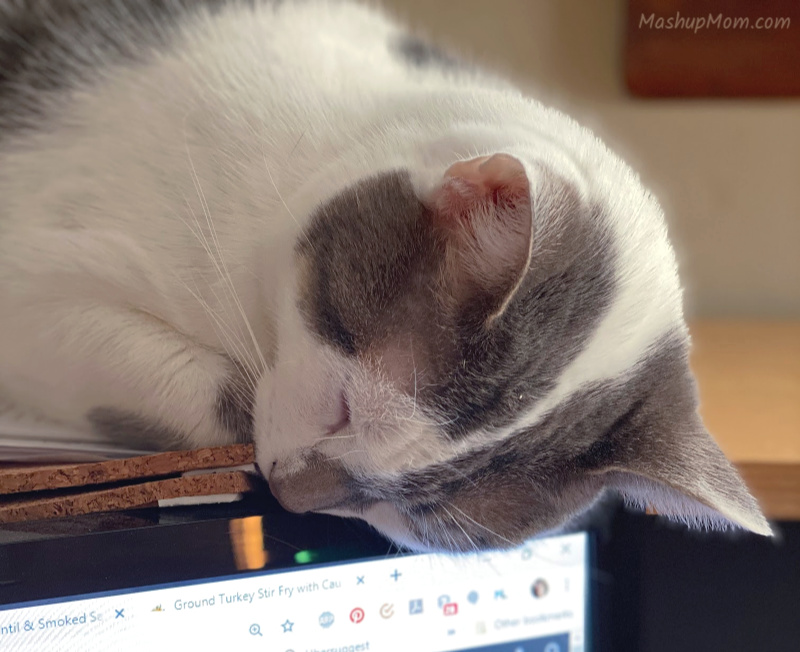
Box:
[382,0,800,317]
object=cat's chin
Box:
[364,504,430,552]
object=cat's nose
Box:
[268,456,351,514]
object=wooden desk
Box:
[691,321,800,520]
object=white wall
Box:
[383,0,800,317]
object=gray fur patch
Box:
[299,168,617,440]
[87,406,188,451]
[297,170,444,357]
[215,365,255,443]
[393,34,464,70]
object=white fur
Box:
[0,2,691,541]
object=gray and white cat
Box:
[0,0,770,550]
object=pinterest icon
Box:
[349,607,365,624]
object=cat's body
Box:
[0,0,769,550]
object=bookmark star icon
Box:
[281,619,294,633]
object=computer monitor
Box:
[0,535,588,650]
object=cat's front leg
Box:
[0,302,256,450]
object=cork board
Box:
[0,444,254,494]
[0,444,259,523]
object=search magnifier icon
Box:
[249,624,262,637]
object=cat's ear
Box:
[429,153,533,319]
[597,399,772,537]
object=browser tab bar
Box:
[0,532,588,652]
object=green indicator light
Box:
[294,550,317,564]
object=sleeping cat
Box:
[0,0,770,550]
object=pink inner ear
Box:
[429,153,534,316]
[435,153,530,222]
[444,154,526,192]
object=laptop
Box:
[0,495,594,652]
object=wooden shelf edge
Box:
[737,462,800,521]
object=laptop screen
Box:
[0,531,589,652]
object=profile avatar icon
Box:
[531,578,549,598]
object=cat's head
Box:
[253,151,770,551]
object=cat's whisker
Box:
[285,130,306,163]
[446,501,515,546]
[422,511,446,549]
[178,127,256,344]
[183,267,261,391]
[327,449,367,462]
[174,275,261,392]
[189,243,261,391]
[436,514,461,553]
[424,517,442,550]
[171,259,258,388]
[203,282,263,390]
[415,516,431,551]
[441,504,479,553]
[439,463,479,489]
[184,129,268,377]
[224,390,255,426]
[393,404,458,430]
[172,200,262,387]
[307,431,358,449]
[262,147,316,253]
[324,433,359,441]
[222,369,258,405]
[409,339,418,420]
[426,522,436,551]
[199,201,268,379]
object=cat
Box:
[0,0,770,550]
